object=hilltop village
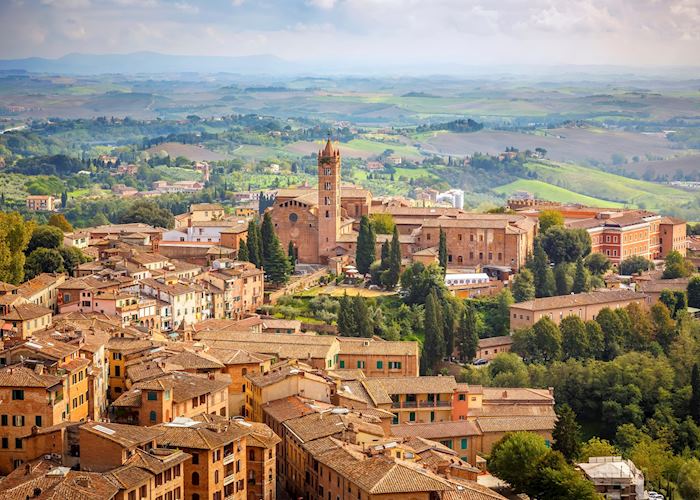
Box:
[0,140,697,499]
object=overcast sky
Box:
[1,0,699,67]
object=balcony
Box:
[390,400,452,409]
[224,473,236,486]
[223,453,235,465]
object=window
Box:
[458,394,466,401]
[339,360,345,368]
[191,472,199,486]
[191,452,199,465]
[356,361,365,369]
[430,411,435,422]
[149,411,157,422]
[376,360,383,369]
[140,485,147,498]
[156,473,163,487]
[15,438,22,449]
[289,213,298,223]
[214,470,219,484]
[35,415,42,427]
[388,361,401,370]
[409,412,416,422]
[13,415,24,427]
[11,390,24,401]
[0,438,7,449]
[0,415,6,426]
[114,366,120,377]
[440,440,453,449]
[147,391,158,401]
[392,414,399,424]
[461,438,468,449]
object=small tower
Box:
[317,138,341,262]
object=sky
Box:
[1,0,699,68]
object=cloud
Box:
[174,2,199,14]
[40,0,90,7]
[306,0,336,9]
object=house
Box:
[26,195,57,211]
[391,420,482,464]
[154,416,249,500]
[79,421,163,472]
[509,289,647,330]
[110,371,230,426]
[63,231,90,249]
[336,337,420,377]
[475,335,513,361]
[636,277,690,304]
[577,456,645,499]
[0,303,53,339]
[16,272,66,312]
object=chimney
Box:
[502,390,508,398]
[25,463,31,475]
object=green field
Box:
[526,161,695,210]
[344,138,421,158]
[493,179,626,208]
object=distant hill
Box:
[0,51,294,75]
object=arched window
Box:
[241,368,247,376]
[192,495,200,500]
[192,472,199,486]
[149,411,157,422]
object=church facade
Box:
[269,140,536,270]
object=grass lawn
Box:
[493,179,625,208]
[344,138,421,158]
[296,285,396,298]
[393,166,437,180]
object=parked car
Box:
[472,358,488,366]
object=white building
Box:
[436,189,465,209]
[577,456,645,500]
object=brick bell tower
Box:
[317,138,341,262]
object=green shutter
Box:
[461,438,468,449]
[377,360,383,369]
[409,412,415,421]
[339,360,345,368]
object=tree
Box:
[662,249,694,279]
[237,239,249,262]
[400,262,445,305]
[287,240,296,268]
[59,246,89,276]
[659,289,687,318]
[554,262,572,296]
[650,302,677,351]
[438,227,447,273]
[246,220,263,268]
[532,317,562,363]
[353,296,372,338]
[512,269,535,302]
[493,289,514,336]
[540,227,591,265]
[530,239,555,297]
[688,276,700,309]
[584,252,611,276]
[625,302,653,347]
[596,307,625,360]
[27,225,64,253]
[561,315,589,360]
[691,364,700,426]
[381,226,401,289]
[572,257,590,293]
[585,320,605,359]
[527,451,599,500]
[0,211,35,284]
[422,289,445,374]
[457,304,479,362]
[539,209,564,233]
[379,240,390,269]
[260,213,291,285]
[487,432,550,494]
[552,404,582,462]
[619,255,653,275]
[442,297,459,358]
[118,200,174,229]
[47,213,73,232]
[678,459,700,500]
[60,191,68,208]
[369,213,395,234]
[489,352,530,387]
[337,294,357,337]
[24,248,65,279]
[355,216,376,275]
[579,437,618,461]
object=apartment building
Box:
[16,272,66,312]
[106,337,161,398]
[80,421,164,472]
[0,303,53,339]
[26,194,57,211]
[197,260,264,320]
[140,278,206,331]
[509,289,647,330]
[110,371,230,426]
[336,337,420,377]
[155,416,248,500]
[391,420,482,464]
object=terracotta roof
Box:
[0,365,62,388]
[80,421,162,449]
[475,415,557,433]
[2,303,52,321]
[364,376,457,398]
[165,349,225,370]
[154,419,247,450]
[478,335,514,349]
[443,478,508,500]
[262,396,327,423]
[338,338,419,356]
[0,281,18,293]
[284,411,384,444]
[206,348,272,365]
[511,289,646,311]
[481,387,554,403]
[104,463,152,489]
[16,273,64,298]
[120,371,230,404]
[246,364,329,389]
[637,277,690,293]
[9,336,79,361]
[391,421,482,439]
[123,447,190,474]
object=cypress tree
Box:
[552,403,582,462]
[246,220,263,268]
[337,293,357,337]
[423,289,445,373]
[237,239,249,262]
[61,191,68,208]
[260,212,291,285]
[380,240,390,270]
[692,364,700,426]
[457,304,479,362]
[443,299,458,359]
[356,215,376,275]
[438,227,448,274]
[572,257,590,293]
[532,239,555,298]
[353,296,372,338]
[287,241,296,268]
[382,225,402,289]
